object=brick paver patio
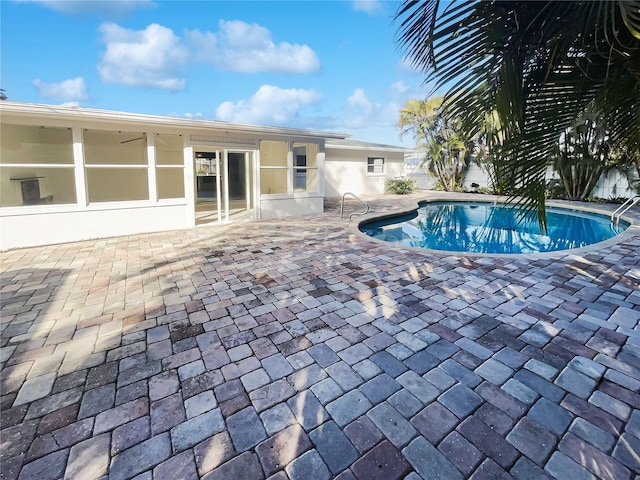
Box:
[1,192,639,480]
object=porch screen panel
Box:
[260,140,288,194]
[0,124,77,206]
[155,134,185,199]
[156,169,185,199]
[84,129,149,203]
[86,168,149,202]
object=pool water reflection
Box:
[360,202,629,254]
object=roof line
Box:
[0,101,351,140]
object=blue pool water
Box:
[360,201,629,254]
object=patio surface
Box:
[1,191,639,480]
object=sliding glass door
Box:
[195,149,252,225]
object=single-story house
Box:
[0,101,407,250]
[324,139,406,197]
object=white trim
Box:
[84,164,149,169]
[0,198,189,216]
[223,150,230,222]
[287,145,293,195]
[216,155,222,223]
[184,145,196,227]
[318,144,326,197]
[1,164,74,169]
[326,141,409,153]
[147,133,158,202]
[245,152,251,213]
[72,127,87,206]
[255,148,261,220]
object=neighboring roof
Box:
[0,101,351,141]
[325,137,412,153]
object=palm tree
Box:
[474,110,513,195]
[551,112,640,200]
[395,1,640,226]
[398,97,473,191]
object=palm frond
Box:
[395,0,640,226]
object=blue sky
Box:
[1,0,434,146]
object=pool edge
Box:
[350,194,639,260]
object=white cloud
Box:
[347,88,376,117]
[98,22,188,90]
[32,77,88,102]
[215,85,321,125]
[186,20,320,73]
[389,81,411,96]
[323,86,418,146]
[95,19,319,91]
[399,56,424,73]
[14,0,155,18]
[341,88,397,131]
[351,0,384,14]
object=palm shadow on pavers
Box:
[2,196,640,480]
[0,266,85,480]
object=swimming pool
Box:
[359,201,630,254]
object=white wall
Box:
[592,169,635,199]
[0,203,190,250]
[404,155,488,191]
[325,148,405,197]
[462,163,490,190]
[405,153,638,199]
[259,197,324,219]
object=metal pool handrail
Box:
[611,195,640,225]
[340,192,370,221]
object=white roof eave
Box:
[325,143,412,153]
[0,101,351,140]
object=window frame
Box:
[154,133,186,200]
[0,124,77,207]
[292,142,319,194]
[82,129,150,204]
[259,140,320,197]
[367,156,385,176]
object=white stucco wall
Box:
[324,148,405,197]
[0,203,190,250]
[259,196,324,219]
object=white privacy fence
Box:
[404,154,637,199]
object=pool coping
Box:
[350,194,640,259]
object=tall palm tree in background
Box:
[551,112,639,200]
[398,97,474,191]
[395,0,640,226]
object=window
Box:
[260,141,288,194]
[293,143,318,193]
[83,130,149,203]
[0,124,76,207]
[195,151,217,176]
[259,141,319,195]
[155,134,185,199]
[367,157,385,174]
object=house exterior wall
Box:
[0,102,344,250]
[259,197,324,219]
[0,204,189,250]
[324,147,405,197]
